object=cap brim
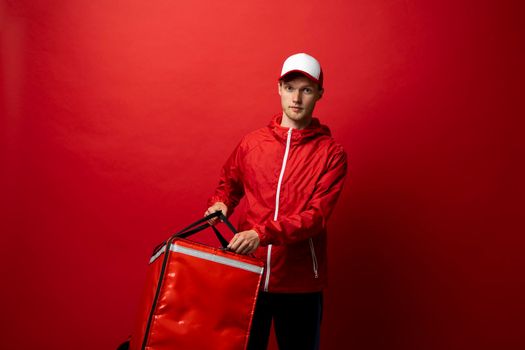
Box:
[279,70,320,84]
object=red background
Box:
[1,1,524,349]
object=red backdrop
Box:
[1,1,524,349]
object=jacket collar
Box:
[268,115,331,144]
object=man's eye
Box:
[286,86,294,91]
[304,88,312,94]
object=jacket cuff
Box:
[207,196,229,208]
[253,224,271,246]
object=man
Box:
[205,53,347,350]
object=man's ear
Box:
[317,88,324,100]
[277,81,282,96]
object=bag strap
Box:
[171,211,236,248]
[175,223,229,248]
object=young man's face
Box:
[278,75,323,128]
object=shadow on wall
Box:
[324,178,459,350]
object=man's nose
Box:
[292,90,302,103]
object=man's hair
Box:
[279,72,323,90]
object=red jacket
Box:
[209,116,347,292]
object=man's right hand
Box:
[204,202,228,225]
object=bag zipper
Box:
[264,127,293,292]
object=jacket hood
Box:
[268,115,332,144]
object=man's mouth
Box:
[290,106,303,112]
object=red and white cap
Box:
[279,53,323,87]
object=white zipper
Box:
[274,128,293,221]
[264,127,293,292]
[309,238,319,278]
[263,245,272,291]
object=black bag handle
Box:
[176,210,236,233]
[158,211,236,251]
[176,223,229,248]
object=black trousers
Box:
[247,291,323,350]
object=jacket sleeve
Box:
[207,140,245,215]
[253,147,347,246]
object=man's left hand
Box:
[228,230,260,255]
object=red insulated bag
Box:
[129,211,264,350]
